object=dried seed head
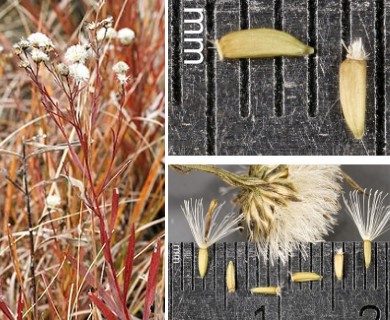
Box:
[69,63,90,82]
[250,286,281,296]
[64,44,90,64]
[215,28,314,60]
[117,28,135,45]
[113,61,130,74]
[334,249,344,280]
[235,165,342,264]
[291,272,322,282]
[30,48,49,63]
[226,261,235,293]
[27,32,55,49]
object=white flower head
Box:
[96,27,117,42]
[69,63,90,82]
[30,48,49,63]
[343,189,390,241]
[344,38,367,61]
[117,28,135,45]
[236,165,342,264]
[64,44,90,64]
[113,61,129,74]
[46,194,61,207]
[181,198,242,249]
[27,32,55,49]
[0,44,4,54]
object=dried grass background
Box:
[0,0,164,319]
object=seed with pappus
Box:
[181,198,242,278]
[339,38,367,139]
[343,189,390,268]
[215,28,314,60]
[118,28,135,45]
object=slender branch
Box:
[22,140,37,319]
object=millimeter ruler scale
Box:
[168,242,389,319]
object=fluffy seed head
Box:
[117,28,135,45]
[345,38,367,60]
[46,194,61,207]
[64,44,90,64]
[27,32,54,49]
[236,165,342,264]
[69,63,90,82]
[30,48,50,63]
[96,27,117,42]
[343,189,390,241]
[181,199,242,249]
[113,61,130,74]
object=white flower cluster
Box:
[14,32,55,64]
[62,44,91,82]
[113,61,130,84]
[88,16,135,45]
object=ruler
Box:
[169,242,388,319]
[168,0,388,155]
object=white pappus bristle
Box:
[181,198,243,249]
[343,189,390,241]
[345,38,367,61]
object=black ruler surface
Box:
[168,0,390,155]
[169,242,389,319]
